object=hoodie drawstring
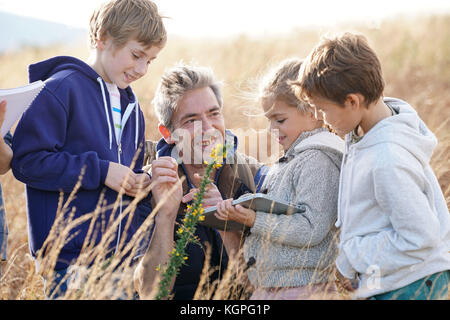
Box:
[97,77,113,149]
[134,95,139,150]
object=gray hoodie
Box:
[336,97,450,299]
[244,127,345,288]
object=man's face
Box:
[307,94,361,136]
[169,87,226,165]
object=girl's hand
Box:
[215,198,256,228]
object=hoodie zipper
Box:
[97,77,126,255]
[98,78,142,255]
[115,140,123,254]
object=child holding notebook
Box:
[215,58,345,299]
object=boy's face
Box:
[97,38,163,89]
[307,94,361,136]
[264,99,320,152]
[167,86,226,165]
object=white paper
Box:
[0,80,45,136]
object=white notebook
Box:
[0,80,45,136]
[199,193,306,231]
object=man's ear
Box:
[159,124,175,144]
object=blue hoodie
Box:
[11,56,149,271]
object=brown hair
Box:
[89,0,167,50]
[291,32,384,107]
[260,58,311,113]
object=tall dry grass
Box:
[0,14,449,300]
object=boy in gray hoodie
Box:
[215,58,345,299]
[292,32,450,300]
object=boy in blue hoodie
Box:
[11,0,166,298]
[292,33,450,300]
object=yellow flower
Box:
[210,143,225,165]
[177,227,183,234]
[184,257,188,261]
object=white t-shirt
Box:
[105,82,122,143]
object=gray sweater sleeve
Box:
[250,150,340,248]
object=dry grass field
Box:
[0,14,449,300]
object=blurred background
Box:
[0,0,449,299]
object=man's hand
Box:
[104,162,137,193]
[151,157,183,220]
[182,173,223,207]
[215,198,256,228]
[182,176,223,209]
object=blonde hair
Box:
[259,58,311,113]
[291,32,384,107]
[152,62,223,130]
[89,0,167,49]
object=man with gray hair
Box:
[133,63,267,300]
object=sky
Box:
[0,0,449,37]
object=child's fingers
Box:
[216,201,228,218]
[223,199,235,213]
[216,200,225,215]
[235,205,253,215]
[123,173,137,190]
[137,173,151,188]
[122,181,133,192]
[215,202,229,221]
[215,211,226,221]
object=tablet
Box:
[199,193,305,231]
